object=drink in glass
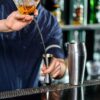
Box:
[13,0,39,14]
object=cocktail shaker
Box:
[66,42,87,85]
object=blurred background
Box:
[40,0,100,80]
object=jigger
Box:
[65,42,87,85]
[43,53,53,85]
[42,54,53,100]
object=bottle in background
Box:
[42,0,64,24]
[89,0,96,24]
[50,0,61,24]
[93,0,100,63]
[96,0,100,23]
[68,0,87,43]
[72,1,84,25]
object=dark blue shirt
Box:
[0,0,64,91]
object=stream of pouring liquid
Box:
[17,0,50,95]
[34,18,50,100]
[33,19,47,60]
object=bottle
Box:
[69,0,87,43]
[86,0,96,61]
[43,0,62,24]
[94,0,100,63]
[72,1,84,25]
[89,0,96,24]
[58,0,65,25]
[96,0,100,23]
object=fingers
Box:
[13,11,33,21]
[52,70,61,78]
[11,9,38,22]
[42,64,47,71]
[41,58,64,79]
[42,58,57,74]
[34,9,38,16]
[24,15,33,21]
[41,64,47,75]
[51,62,61,78]
[14,11,26,20]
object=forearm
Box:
[0,20,11,32]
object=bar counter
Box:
[1,79,100,100]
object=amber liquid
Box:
[18,5,36,14]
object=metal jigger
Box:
[43,53,53,85]
[42,54,53,100]
[66,42,87,85]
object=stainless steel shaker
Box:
[66,42,87,85]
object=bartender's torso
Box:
[0,0,63,91]
[0,0,46,91]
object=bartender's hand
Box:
[4,9,38,32]
[41,58,66,79]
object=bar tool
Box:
[66,42,87,85]
[43,53,53,85]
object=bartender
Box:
[0,0,66,96]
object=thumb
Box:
[42,64,47,72]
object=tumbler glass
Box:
[13,0,39,14]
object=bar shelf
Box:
[61,24,100,31]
